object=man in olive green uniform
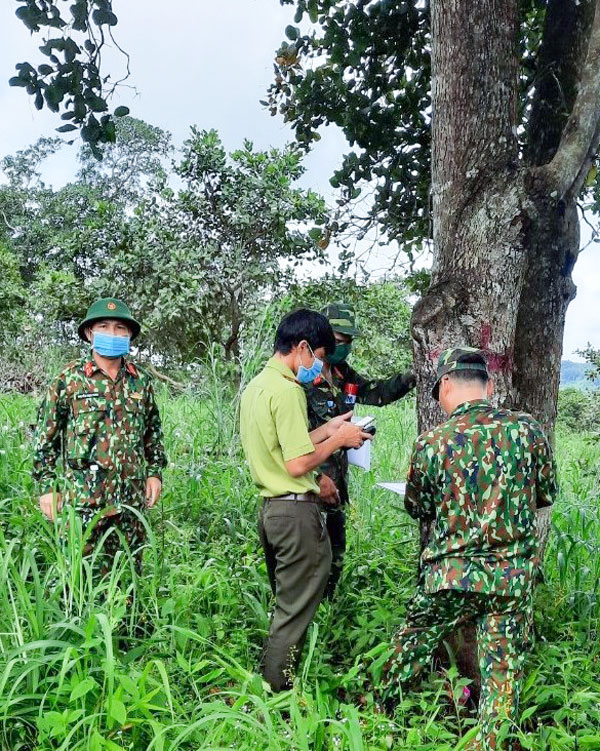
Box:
[305,302,415,597]
[240,309,372,691]
[33,298,167,571]
[383,348,557,750]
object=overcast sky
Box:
[1,0,597,359]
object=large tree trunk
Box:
[409,0,600,699]
[412,0,523,422]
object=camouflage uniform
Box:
[384,348,557,751]
[305,303,415,597]
[33,355,166,568]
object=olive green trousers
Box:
[258,499,332,691]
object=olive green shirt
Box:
[240,357,318,498]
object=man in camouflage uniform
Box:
[383,347,557,750]
[33,298,167,571]
[305,302,415,597]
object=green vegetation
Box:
[0,121,330,379]
[557,388,600,435]
[1,378,599,750]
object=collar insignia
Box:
[126,362,138,378]
[84,361,95,378]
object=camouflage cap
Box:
[321,302,362,337]
[432,346,489,400]
[78,298,141,342]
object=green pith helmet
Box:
[78,298,141,342]
[432,346,489,400]
[321,302,362,337]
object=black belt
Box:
[264,492,320,502]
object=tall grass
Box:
[0,380,599,750]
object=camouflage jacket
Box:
[405,399,557,597]
[33,356,167,511]
[305,361,415,502]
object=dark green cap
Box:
[78,297,141,342]
[321,302,362,337]
[432,346,489,400]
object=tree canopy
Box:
[11,1,600,258]
[0,118,330,381]
[10,0,128,157]
[267,0,600,255]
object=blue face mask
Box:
[92,332,131,358]
[296,342,323,384]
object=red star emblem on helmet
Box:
[107,302,117,310]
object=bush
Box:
[557,387,600,433]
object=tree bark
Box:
[513,0,595,549]
[414,0,523,414]
[409,0,600,699]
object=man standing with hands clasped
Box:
[382,347,557,750]
[240,309,372,692]
[33,297,167,572]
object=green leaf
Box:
[56,124,78,133]
[585,164,598,188]
[114,106,130,117]
[15,5,42,31]
[108,697,127,725]
[104,120,116,143]
[8,76,28,88]
[520,704,539,722]
[44,84,64,111]
[70,677,98,702]
[119,674,138,696]
[285,25,299,41]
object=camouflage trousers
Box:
[383,588,532,751]
[324,505,346,599]
[75,502,147,574]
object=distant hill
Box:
[560,360,599,389]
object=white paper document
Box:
[347,440,371,470]
[376,482,407,496]
[347,415,375,470]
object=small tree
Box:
[106,129,330,363]
[1,125,330,369]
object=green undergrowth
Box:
[0,387,599,750]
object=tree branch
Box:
[526,0,596,166]
[144,363,186,390]
[541,1,600,199]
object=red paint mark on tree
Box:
[479,323,492,350]
[477,322,513,373]
[426,331,513,375]
[486,350,513,373]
